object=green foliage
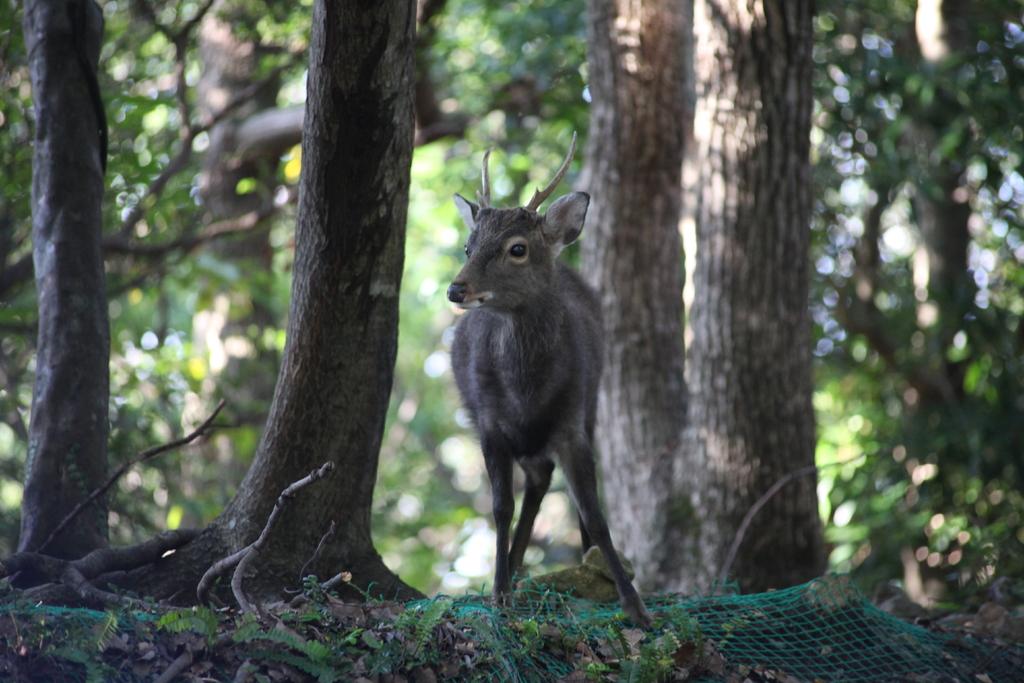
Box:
[394,596,453,659]
[47,646,111,683]
[233,619,347,682]
[1,0,1022,610]
[157,605,219,643]
[810,0,1024,597]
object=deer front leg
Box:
[482,439,515,604]
[557,438,652,628]
[509,457,554,578]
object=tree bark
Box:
[911,0,974,389]
[19,0,110,558]
[581,0,692,591]
[133,0,421,602]
[684,0,825,592]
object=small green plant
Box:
[394,597,453,661]
[157,605,219,644]
[233,619,346,683]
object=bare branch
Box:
[37,401,226,554]
[154,650,194,683]
[106,195,287,258]
[197,543,252,606]
[174,0,218,44]
[298,520,336,583]
[230,462,335,613]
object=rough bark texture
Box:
[684,0,825,592]
[581,0,692,591]
[211,0,419,599]
[19,0,110,558]
[134,0,420,602]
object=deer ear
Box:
[453,194,480,232]
[543,192,589,252]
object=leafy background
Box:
[0,0,1021,602]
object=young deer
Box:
[447,134,651,627]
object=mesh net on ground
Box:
[5,575,1022,682]
[401,575,1024,682]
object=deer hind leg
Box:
[556,436,652,628]
[578,512,592,555]
[509,457,554,578]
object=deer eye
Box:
[464,244,470,256]
[509,243,527,258]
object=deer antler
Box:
[525,131,577,211]
[477,149,492,208]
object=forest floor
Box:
[1,575,1023,683]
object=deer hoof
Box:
[493,589,512,608]
[623,596,653,629]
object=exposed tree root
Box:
[1,529,199,608]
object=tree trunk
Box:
[684,0,825,592]
[135,0,421,602]
[19,0,110,558]
[911,0,974,397]
[581,0,692,591]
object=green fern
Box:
[157,606,219,643]
[92,611,118,651]
[396,597,452,656]
[234,623,346,681]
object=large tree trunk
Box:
[19,0,110,558]
[684,0,825,592]
[581,0,692,591]
[136,0,420,602]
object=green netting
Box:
[5,576,1021,682]
[401,575,1023,682]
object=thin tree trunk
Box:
[581,0,692,591]
[684,0,825,592]
[134,0,421,602]
[19,0,110,558]
[911,0,974,398]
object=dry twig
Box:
[231,462,335,613]
[198,463,335,612]
[298,520,336,584]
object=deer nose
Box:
[447,282,468,303]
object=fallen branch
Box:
[154,649,193,683]
[321,570,353,593]
[37,400,226,554]
[231,462,335,613]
